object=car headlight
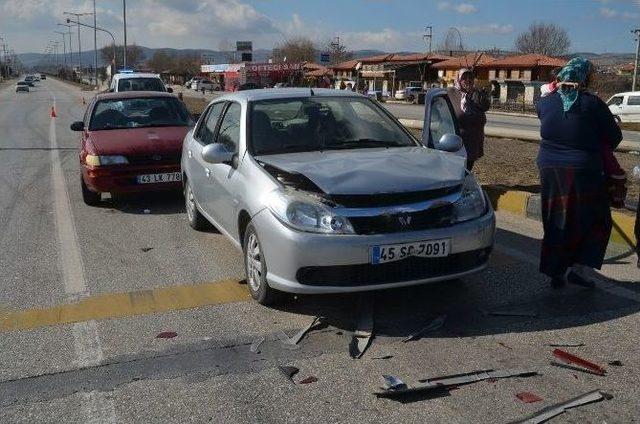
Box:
[453,173,487,223]
[265,189,355,234]
[85,155,129,166]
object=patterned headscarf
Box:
[555,57,592,112]
[454,68,473,113]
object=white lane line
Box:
[494,244,640,303]
[49,94,116,422]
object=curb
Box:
[485,186,637,248]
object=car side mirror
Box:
[166,87,173,93]
[435,133,463,152]
[70,121,85,132]
[202,143,234,165]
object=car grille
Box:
[349,203,454,235]
[296,248,491,286]
[329,185,461,208]
[126,153,181,165]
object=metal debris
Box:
[372,355,394,360]
[402,314,447,342]
[381,375,408,391]
[279,366,299,384]
[552,349,606,376]
[250,336,265,354]
[516,392,543,403]
[349,296,374,359]
[299,376,318,384]
[510,390,611,424]
[155,331,177,339]
[140,247,154,252]
[280,316,324,347]
[548,342,585,347]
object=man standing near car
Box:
[446,68,491,170]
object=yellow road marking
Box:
[0,280,249,333]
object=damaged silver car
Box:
[181,88,495,304]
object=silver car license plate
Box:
[371,239,450,265]
[136,172,181,184]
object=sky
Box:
[1,0,640,55]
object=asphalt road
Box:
[2,79,640,423]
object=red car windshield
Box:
[89,97,193,131]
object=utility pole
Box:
[54,31,68,68]
[58,24,74,69]
[93,0,98,88]
[123,0,127,69]
[64,12,93,75]
[424,26,433,54]
[633,29,640,91]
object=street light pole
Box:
[66,18,117,74]
[93,0,98,88]
[123,0,127,69]
[58,24,74,70]
[633,29,640,91]
[64,12,93,75]
[54,31,68,68]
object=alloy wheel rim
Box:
[246,233,262,292]
[186,184,195,221]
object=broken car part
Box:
[382,375,408,391]
[278,366,299,384]
[349,296,374,359]
[281,316,325,346]
[402,314,447,342]
[552,349,606,376]
[250,336,265,354]
[510,390,611,424]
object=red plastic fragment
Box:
[156,331,178,339]
[516,392,543,403]
[486,378,499,383]
[299,376,318,384]
[552,349,606,376]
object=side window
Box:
[429,96,457,145]
[196,103,225,145]
[216,103,241,152]
[607,96,623,106]
[627,96,640,106]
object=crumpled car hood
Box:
[255,147,466,195]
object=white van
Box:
[607,91,640,123]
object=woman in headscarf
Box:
[536,57,622,288]
[446,68,491,170]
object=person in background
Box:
[536,57,622,288]
[446,68,491,170]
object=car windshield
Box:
[89,97,193,131]
[250,96,416,155]
[117,78,165,92]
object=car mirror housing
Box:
[202,143,234,165]
[435,133,463,153]
[70,121,85,132]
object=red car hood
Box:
[88,126,189,157]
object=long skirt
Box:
[539,167,612,277]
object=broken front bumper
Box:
[252,204,496,294]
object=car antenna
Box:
[310,87,315,96]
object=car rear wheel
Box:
[244,223,279,305]
[184,180,208,231]
[81,177,101,206]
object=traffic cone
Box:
[50,106,57,118]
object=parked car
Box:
[395,87,422,101]
[15,81,30,93]
[193,79,216,91]
[185,77,203,89]
[238,82,263,91]
[70,91,195,205]
[607,91,640,123]
[109,73,172,93]
[40,74,47,80]
[181,88,495,304]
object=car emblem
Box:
[398,215,412,227]
[152,155,162,161]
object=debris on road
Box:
[299,376,318,384]
[381,375,408,391]
[156,331,177,339]
[372,355,394,360]
[250,336,265,354]
[552,349,606,376]
[279,366,299,384]
[549,342,585,347]
[280,316,325,347]
[516,392,543,403]
[608,360,623,366]
[498,342,514,350]
[140,247,154,252]
[510,390,611,423]
[349,296,374,359]
[402,314,447,342]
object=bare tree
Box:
[146,50,175,73]
[515,22,570,56]
[324,38,353,65]
[272,37,318,63]
[100,43,144,67]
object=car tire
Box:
[184,179,208,231]
[81,177,101,206]
[244,223,280,305]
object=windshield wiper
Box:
[255,145,320,155]
[325,139,404,149]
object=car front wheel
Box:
[81,177,101,206]
[244,223,279,305]
[184,179,208,231]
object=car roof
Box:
[113,73,161,80]
[214,88,367,103]
[94,91,177,101]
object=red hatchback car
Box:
[71,91,194,205]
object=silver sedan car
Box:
[181,88,495,304]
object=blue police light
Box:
[118,68,135,74]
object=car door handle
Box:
[205,169,211,178]
[188,150,192,159]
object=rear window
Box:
[117,78,165,92]
[89,97,193,131]
[628,96,640,106]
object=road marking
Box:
[0,279,249,332]
[48,92,116,423]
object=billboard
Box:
[236,41,252,52]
